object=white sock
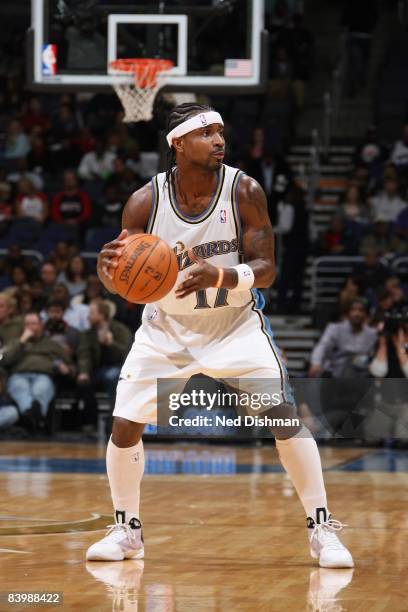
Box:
[106,437,144,523]
[275,427,329,525]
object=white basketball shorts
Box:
[113,291,293,424]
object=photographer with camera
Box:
[366,305,408,441]
[369,308,408,379]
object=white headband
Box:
[166,111,224,147]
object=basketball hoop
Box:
[109,58,174,123]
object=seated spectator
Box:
[17,290,34,316]
[51,170,92,226]
[106,157,142,203]
[246,146,292,224]
[354,126,387,184]
[351,164,371,198]
[21,97,50,135]
[30,279,47,312]
[44,299,80,360]
[338,276,363,319]
[74,274,106,305]
[369,323,408,379]
[50,103,79,143]
[26,136,53,175]
[309,299,377,377]
[9,266,30,292]
[40,262,58,299]
[2,312,74,430]
[370,178,407,223]
[338,184,370,224]
[320,215,358,255]
[384,276,408,309]
[78,140,116,182]
[0,292,22,346]
[7,157,44,191]
[50,283,90,331]
[96,185,123,227]
[3,119,30,160]
[15,177,48,224]
[57,255,88,298]
[48,241,71,275]
[390,124,408,178]
[370,287,393,324]
[2,244,31,277]
[0,181,12,223]
[360,219,408,256]
[352,247,391,295]
[77,298,132,411]
[0,369,27,431]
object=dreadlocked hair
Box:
[164,102,213,189]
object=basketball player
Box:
[86,103,353,568]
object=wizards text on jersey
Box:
[174,238,239,271]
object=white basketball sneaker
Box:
[86,515,144,562]
[308,515,354,569]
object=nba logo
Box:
[42,44,57,76]
[199,113,208,126]
[220,209,227,223]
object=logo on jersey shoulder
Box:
[220,209,227,223]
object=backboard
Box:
[27,0,267,94]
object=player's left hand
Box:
[175,249,219,298]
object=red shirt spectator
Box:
[52,170,92,224]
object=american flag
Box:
[225,59,252,78]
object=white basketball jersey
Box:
[147,164,252,316]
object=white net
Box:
[110,60,173,123]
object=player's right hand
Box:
[97,229,128,292]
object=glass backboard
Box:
[27,0,267,93]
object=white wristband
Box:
[231,264,254,291]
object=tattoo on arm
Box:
[237,176,276,287]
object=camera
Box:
[383,305,408,335]
[45,319,66,335]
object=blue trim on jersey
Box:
[251,289,295,405]
[146,176,158,233]
[232,170,244,260]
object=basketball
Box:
[112,233,178,303]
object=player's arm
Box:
[235,175,276,288]
[97,183,152,294]
[176,176,275,298]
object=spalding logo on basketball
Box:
[113,234,179,303]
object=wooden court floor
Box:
[0,441,407,611]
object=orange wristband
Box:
[214,267,224,288]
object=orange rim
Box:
[110,58,173,84]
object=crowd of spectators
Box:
[305,124,408,443]
[0,269,137,436]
